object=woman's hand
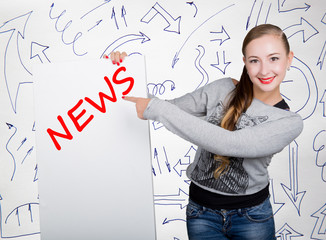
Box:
[103,51,127,65]
[123,96,151,120]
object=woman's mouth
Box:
[258,76,275,84]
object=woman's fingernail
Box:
[117,62,120,66]
[112,61,115,64]
[104,55,109,59]
[120,59,123,63]
[122,96,125,99]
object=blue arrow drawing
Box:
[173,146,196,177]
[121,5,127,27]
[171,4,234,68]
[100,32,150,58]
[320,90,326,117]
[30,42,51,63]
[275,223,304,240]
[0,11,33,113]
[311,203,326,239]
[281,140,306,216]
[317,40,326,70]
[210,26,230,46]
[278,0,311,13]
[141,2,181,34]
[154,188,189,209]
[269,179,285,215]
[186,2,198,18]
[246,0,272,30]
[5,123,17,181]
[283,17,319,43]
[211,50,231,75]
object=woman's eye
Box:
[249,59,258,63]
[271,57,279,61]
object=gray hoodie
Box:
[144,78,303,196]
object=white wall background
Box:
[0,0,325,239]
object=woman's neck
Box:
[253,88,283,106]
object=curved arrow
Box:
[278,0,310,13]
[283,17,319,43]
[281,56,318,120]
[100,32,150,58]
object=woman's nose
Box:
[259,61,270,76]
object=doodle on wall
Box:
[0,0,325,240]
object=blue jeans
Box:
[186,197,276,240]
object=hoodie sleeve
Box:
[144,98,303,158]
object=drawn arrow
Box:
[141,2,181,34]
[311,203,326,239]
[194,45,209,89]
[162,218,186,225]
[281,56,318,120]
[154,188,188,209]
[269,179,285,215]
[276,223,303,240]
[186,2,198,17]
[173,146,196,177]
[246,0,272,30]
[317,40,326,70]
[281,140,306,216]
[184,146,197,163]
[278,0,310,13]
[6,123,17,181]
[173,159,188,177]
[87,20,102,32]
[163,146,171,172]
[210,26,230,46]
[34,164,39,182]
[153,148,162,175]
[320,90,326,117]
[100,32,150,58]
[17,138,27,151]
[111,7,119,30]
[211,50,231,75]
[80,0,112,19]
[121,5,127,27]
[21,146,34,164]
[172,4,234,68]
[152,121,164,130]
[30,42,51,63]
[283,17,319,43]
[0,11,33,113]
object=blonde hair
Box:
[213,24,290,179]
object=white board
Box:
[33,56,156,240]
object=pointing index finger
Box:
[122,96,138,103]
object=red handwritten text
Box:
[47,66,134,151]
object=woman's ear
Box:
[242,56,246,64]
[287,51,294,68]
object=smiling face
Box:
[243,34,293,103]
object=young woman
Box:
[109,24,303,240]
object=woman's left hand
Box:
[123,96,151,120]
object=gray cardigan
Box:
[144,78,303,196]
